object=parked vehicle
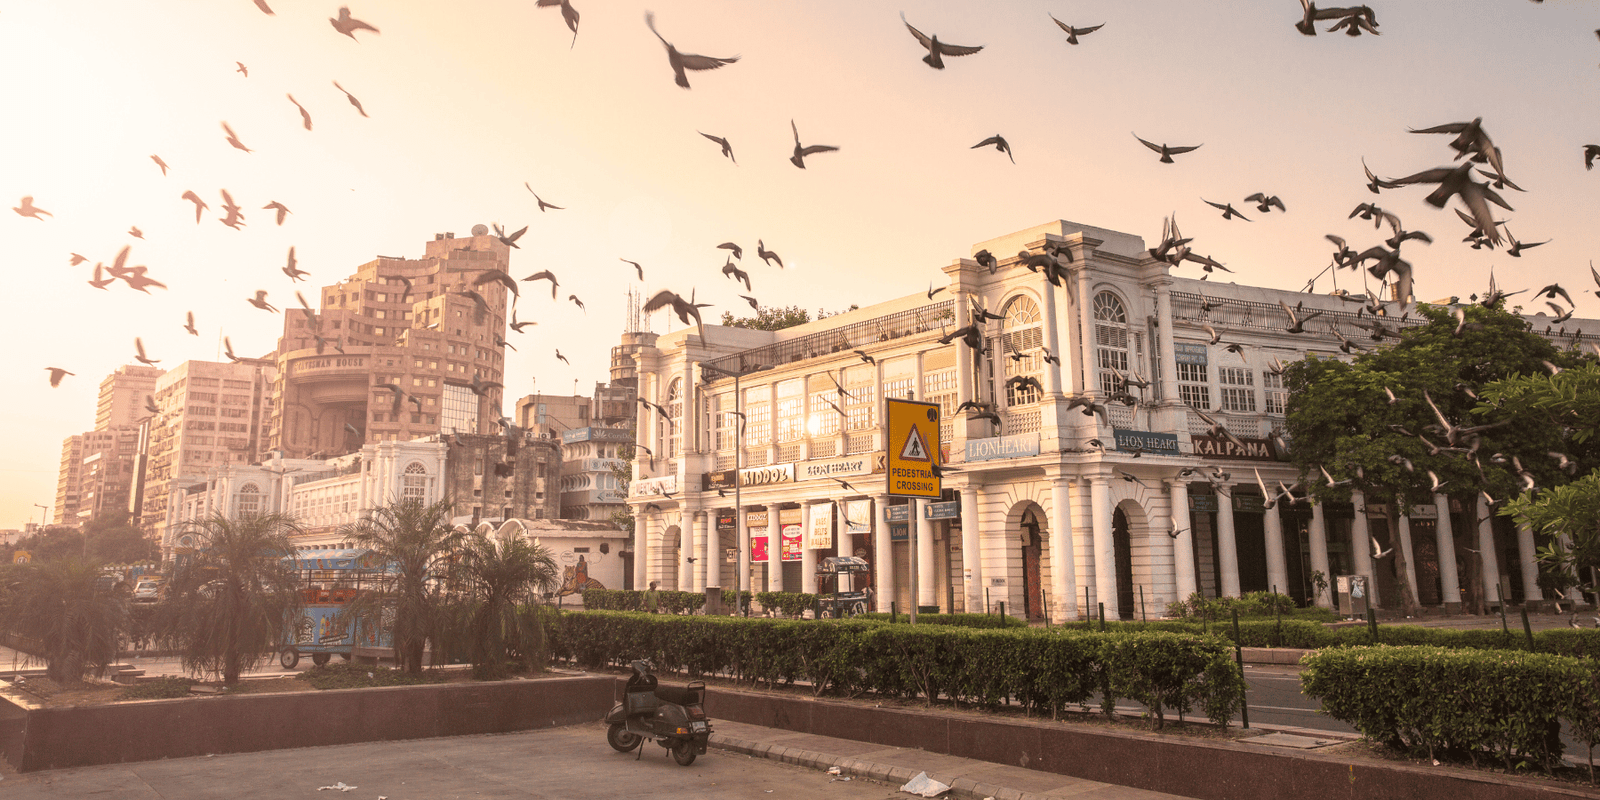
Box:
[815,556,871,617]
[603,659,711,766]
[277,548,390,668]
[131,578,164,603]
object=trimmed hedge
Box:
[854,612,1027,630]
[1165,591,1338,623]
[1055,618,1600,657]
[1301,646,1600,771]
[579,588,706,614]
[550,611,1244,727]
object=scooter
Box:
[604,659,711,766]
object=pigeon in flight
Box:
[1386,163,1512,246]
[13,196,51,219]
[757,240,783,268]
[283,247,309,281]
[645,11,739,89]
[699,132,736,164]
[1133,133,1201,163]
[1048,16,1103,45]
[128,226,144,239]
[264,201,291,225]
[332,81,368,117]
[181,190,208,223]
[253,0,274,14]
[330,6,380,41]
[248,290,278,312]
[971,135,1014,163]
[524,185,563,211]
[1585,144,1600,171]
[473,268,520,299]
[535,0,580,47]
[1244,193,1286,213]
[236,62,249,77]
[901,13,984,69]
[45,367,74,387]
[150,155,170,175]
[493,223,528,249]
[717,242,742,259]
[789,119,839,169]
[1202,199,1250,221]
[643,289,711,339]
[221,121,252,153]
[620,258,643,280]
[184,311,198,335]
[287,94,313,130]
[218,189,246,229]
[523,270,559,300]
[134,337,160,366]
[722,258,751,291]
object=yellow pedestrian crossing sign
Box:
[886,397,941,498]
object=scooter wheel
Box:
[671,740,697,766]
[607,723,641,753]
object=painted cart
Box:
[278,548,392,668]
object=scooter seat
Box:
[653,684,701,706]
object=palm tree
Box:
[339,498,464,674]
[456,534,558,679]
[154,513,302,685]
[0,558,127,684]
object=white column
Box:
[1169,479,1196,602]
[1076,268,1095,395]
[960,485,983,614]
[915,498,936,609]
[693,511,709,592]
[1518,522,1544,604]
[633,507,648,590]
[766,503,783,593]
[1216,486,1241,598]
[1397,510,1419,606]
[677,514,693,592]
[1039,279,1065,398]
[1091,477,1117,618]
[1264,504,1289,597]
[1433,495,1460,607]
[737,506,750,594]
[704,511,721,589]
[1309,502,1332,608]
[1154,281,1180,402]
[801,503,818,594]
[1351,492,1379,608]
[1477,497,1502,606]
[874,495,893,612]
[1049,478,1077,622]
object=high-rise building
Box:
[54,434,84,524]
[513,392,590,439]
[96,365,164,431]
[74,427,142,524]
[139,359,276,541]
[268,228,511,459]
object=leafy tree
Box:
[0,557,127,683]
[454,535,558,679]
[1284,303,1583,614]
[83,512,158,564]
[610,437,636,535]
[153,513,303,684]
[13,526,88,563]
[719,304,856,332]
[339,498,466,674]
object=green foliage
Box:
[81,512,158,564]
[854,612,1028,629]
[295,662,447,689]
[1301,646,1589,770]
[1164,592,1335,623]
[339,498,465,674]
[753,591,818,617]
[581,588,706,613]
[11,526,88,563]
[0,557,128,683]
[1055,617,1600,656]
[117,676,197,700]
[721,589,752,610]
[454,536,558,679]
[152,513,302,685]
[610,435,636,536]
[549,611,1245,726]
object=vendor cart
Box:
[278,548,390,668]
[814,556,872,618]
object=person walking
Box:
[644,580,660,614]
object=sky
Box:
[3,0,1597,529]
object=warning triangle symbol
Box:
[899,425,931,462]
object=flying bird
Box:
[555,349,570,365]
[644,11,739,89]
[493,222,528,249]
[248,290,278,312]
[150,155,170,175]
[88,263,114,290]
[180,190,208,223]
[469,374,504,397]
[332,81,368,117]
[620,258,643,280]
[13,196,51,219]
[287,94,313,130]
[221,121,251,153]
[973,249,998,273]
[134,337,159,366]
[330,6,380,40]
[1048,16,1103,45]
[218,189,246,229]
[263,201,291,225]
[236,61,248,77]
[789,119,839,169]
[1386,162,1513,245]
[1279,300,1324,333]
[699,132,736,164]
[69,253,87,265]
[901,12,984,69]
[524,184,564,211]
[523,269,559,299]
[971,135,1014,163]
[535,0,580,46]
[128,226,144,239]
[1244,193,1286,213]
[717,242,743,259]
[509,309,535,333]
[852,350,876,366]
[642,289,711,339]
[569,295,585,312]
[1505,227,1550,258]
[1202,198,1250,221]
[253,0,274,14]
[473,268,520,299]
[45,368,73,387]
[757,240,783,268]
[1362,158,1398,193]
[1349,202,1399,230]
[184,311,198,335]
[1133,133,1201,163]
[722,258,751,291]
[738,294,759,309]
[1586,145,1600,171]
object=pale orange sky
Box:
[3,0,1597,528]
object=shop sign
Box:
[1175,343,1209,365]
[890,523,908,542]
[745,510,768,529]
[1190,435,1279,461]
[724,548,737,563]
[1233,493,1265,513]
[740,463,794,487]
[1189,495,1217,513]
[702,470,738,491]
[885,504,911,522]
[843,499,872,534]
[924,501,959,520]
[629,475,678,499]
[964,432,1041,462]
[798,454,882,481]
[716,512,736,531]
[562,427,631,444]
[779,508,802,525]
[808,502,834,550]
[1112,429,1180,453]
[595,489,626,503]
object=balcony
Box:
[704,300,954,376]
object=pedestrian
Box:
[644,580,660,614]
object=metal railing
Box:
[704,300,955,377]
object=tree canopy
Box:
[719,304,856,332]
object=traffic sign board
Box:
[885,397,941,499]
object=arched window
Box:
[664,378,683,458]
[1000,296,1043,406]
[402,461,429,500]
[1093,291,1130,394]
[237,482,262,517]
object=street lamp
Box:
[32,503,48,528]
[700,360,774,610]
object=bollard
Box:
[1098,602,1106,632]
[1274,585,1283,648]
[1366,607,1378,644]
[891,601,897,625]
[1084,586,1090,623]
[1139,585,1147,622]
[1233,608,1250,729]
[998,601,1005,620]
[1521,606,1536,651]
[1043,587,1050,627]
[1499,594,1510,636]
[985,588,991,616]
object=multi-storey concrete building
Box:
[74,427,142,525]
[96,365,163,432]
[54,365,164,528]
[268,228,511,459]
[139,359,276,543]
[440,432,560,526]
[54,435,86,525]
[624,219,1597,621]
[514,392,590,439]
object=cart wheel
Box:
[338,652,351,661]
[311,652,331,666]
[607,723,641,753]
[279,648,299,669]
[671,740,697,766]
[849,601,866,617]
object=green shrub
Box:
[854,612,1027,629]
[1054,616,1600,655]
[117,676,196,700]
[295,662,447,689]
[548,611,1244,726]
[721,589,753,611]
[1301,646,1590,771]
[754,591,818,618]
[580,588,705,614]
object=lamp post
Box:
[32,503,48,528]
[701,359,774,609]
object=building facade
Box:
[624,220,1595,620]
[268,229,512,459]
[439,432,560,527]
[95,364,163,432]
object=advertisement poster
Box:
[781,525,803,562]
[808,502,834,550]
[750,535,768,562]
[844,499,872,534]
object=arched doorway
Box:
[1020,508,1044,622]
[1113,507,1134,619]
